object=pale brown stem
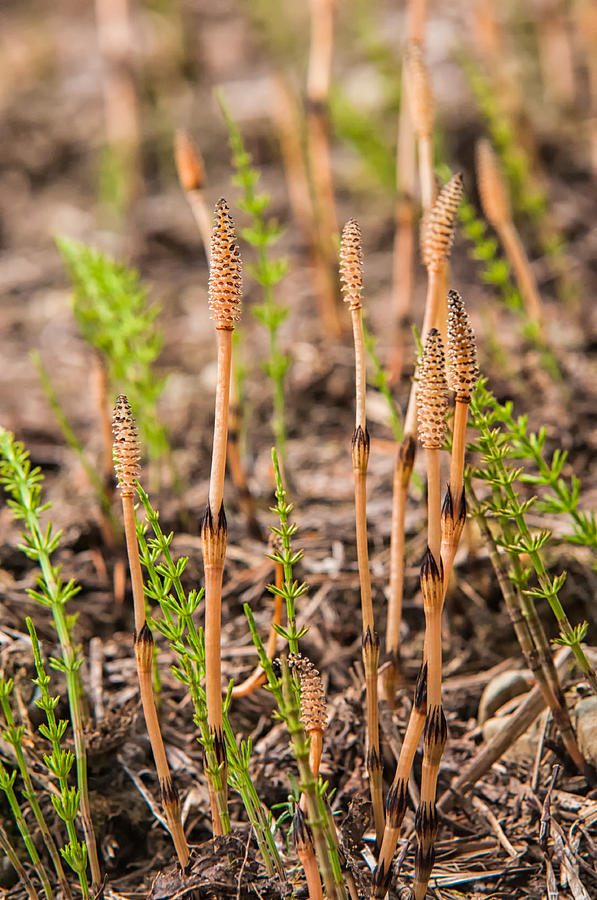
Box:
[297,844,324,900]
[122,494,146,634]
[121,491,189,866]
[350,308,366,433]
[497,221,543,326]
[186,189,212,264]
[372,663,427,899]
[309,730,323,778]
[407,0,427,44]
[231,562,283,697]
[418,135,435,211]
[209,329,232,512]
[135,631,189,867]
[449,399,468,508]
[384,468,406,689]
[426,448,441,566]
[354,468,373,633]
[205,565,225,747]
[383,435,415,705]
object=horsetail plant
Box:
[201,197,242,831]
[412,328,449,900]
[465,488,593,779]
[469,380,597,696]
[442,290,478,578]
[0,678,71,898]
[384,175,462,703]
[339,218,384,848]
[242,621,347,900]
[419,172,464,350]
[0,429,101,890]
[27,618,90,897]
[133,484,284,877]
[112,395,189,866]
[268,447,309,656]
[56,237,169,469]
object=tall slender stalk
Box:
[201,198,242,831]
[412,329,449,900]
[339,219,383,847]
[113,396,189,866]
[384,177,462,704]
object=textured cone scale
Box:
[112,394,140,497]
[405,41,434,138]
[289,653,327,734]
[340,218,363,311]
[476,138,511,228]
[447,289,479,402]
[421,173,463,271]
[417,329,448,449]
[174,129,205,192]
[209,198,242,329]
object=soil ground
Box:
[1,2,597,899]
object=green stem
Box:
[0,689,71,898]
[0,762,54,900]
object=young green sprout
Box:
[113,395,189,867]
[443,290,478,578]
[340,219,384,847]
[413,329,449,900]
[476,139,543,327]
[201,198,242,833]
